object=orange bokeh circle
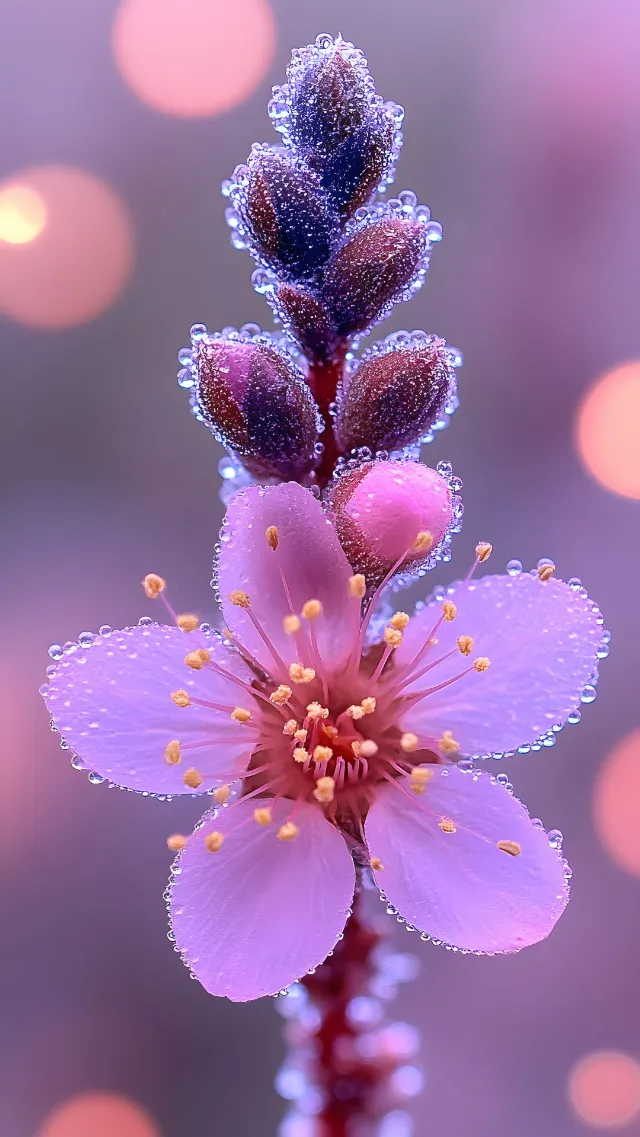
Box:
[568,1051,640,1128]
[593,730,640,877]
[0,166,134,329]
[575,362,640,500]
[112,0,276,118]
[36,1093,160,1137]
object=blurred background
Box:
[1,0,639,1134]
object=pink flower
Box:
[43,483,605,1002]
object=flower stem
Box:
[308,347,348,489]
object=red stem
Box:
[308,347,348,490]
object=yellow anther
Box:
[361,696,377,715]
[400,732,419,753]
[384,627,403,648]
[164,740,181,765]
[370,856,385,872]
[229,589,251,608]
[346,704,365,721]
[265,525,279,551]
[231,706,251,722]
[359,739,379,758]
[289,663,316,684]
[475,542,493,563]
[171,689,191,708]
[176,613,199,632]
[205,831,224,852]
[293,747,309,763]
[313,745,333,763]
[254,807,273,827]
[306,702,329,720]
[283,614,301,635]
[351,740,361,757]
[411,766,434,785]
[294,728,308,743]
[283,719,298,736]
[270,684,293,705]
[538,562,556,582]
[474,657,491,672]
[185,649,209,670]
[349,574,367,599]
[497,839,522,857]
[442,600,457,622]
[313,776,335,804]
[142,573,166,599]
[413,530,433,553]
[277,821,299,841]
[457,634,474,656]
[438,817,457,834]
[214,784,231,804]
[440,730,460,754]
[166,833,187,852]
[183,767,203,789]
[302,598,322,620]
[429,637,439,647]
[389,611,410,631]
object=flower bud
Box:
[239,149,339,280]
[196,339,321,481]
[323,219,429,337]
[287,43,371,155]
[275,282,338,363]
[336,337,454,453]
[328,460,455,586]
[320,120,394,218]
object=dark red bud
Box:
[275,283,339,363]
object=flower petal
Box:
[44,624,256,794]
[396,573,604,757]
[218,482,359,671]
[169,797,355,1000]
[365,768,569,953]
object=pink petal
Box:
[396,573,604,757]
[365,768,569,953]
[218,483,359,671]
[169,797,355,1000]
[44,624,256,794]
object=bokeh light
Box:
[37,1093,160,1137]
[593,730,640,877]
[0,166,134,328]
[0,184,47,244]
[575,362,640,500]
[112,0,276,118]
[568,1052,640,1128]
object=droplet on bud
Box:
[288,46,371,155]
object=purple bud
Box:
[237,150,339,280]
[336,338,454,453]
[320,120,394,219]
[196,339,321,481]
[323,219,429,338]
[287,43,371,155]
[275,283,339,363]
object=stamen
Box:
[183,767,203,789]
[283,614,301,635]
[538,562,556,582]
[143,573,166,599]
[346,704,365,720]
[270,684,293,705]
[283,719,298,735]
[370,856,385,871]
[442,600,457,622]
[294,728,308,742]
[475,542,492,562]
[205,831,224,852]
[231,706,251,722]
[474,657,491,672]
[384,626,403,648]
[413,530,434,552]
[302,599,322,620]
[265,526,279,551]
[349,574,366,599]
[277,821,299,841]
[229,590,251,608]
[214,784,231,804]
[411,766,434,794]
[171,689,191,708]
[389,611,410,631]
[497,839,522,856]
[289,663,316,684]
[439,730,460,754]
[457,634,474,656]
[307,702,329,721]
[185,649,210,670]
[361,697,377,715]
[438,817,456,834]
[313,776,335,804]
[293,747,309,763]
[177,613,199,632]
[351,740,361,757]
[164,740,181,765]
[254,806,273,826]
[400,732,419,753]
[359,740,378,758]
[166,833,187,851]
[313,745,333,763]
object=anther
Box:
[143,573,166,599]
[346,704,365,720]
[229,589,251,608]
[231,706,251,722]
[389,611,410,631]
[214,784,231,804]
[361,697,377,715]
[164,740,181,765]
[384,627,403,648]
[438,817,456,834]
[270,684,293,705]
[457,634,474,656]
[497,839,522,856]
[313,776,335,804]
[183,767,203,789]
[537,562,556,582]
[283,719,298,735]
[475,542,492,563]
[205,831,224,852]
[313,745,333,763]
[306,702,329,720]
[293,747,309,763]
[474,657,491,672]
[439,730,460,754]
[370,856,385,872]
[185,649,210,670]
[411,767,434,794]
[171,689,191,708]
[265,525,279,551]
[177,613,199,632]
[349,574,367,599]
[401,732,419,753]
[359,739,379,758]
[166,833,187,852]
[289,663,316,684]
[413,530,434,553]
[294,728,308,742]
[254,807,272,826]
[277,821,299,841]
[283,614,301,635]
[442,600,457,622]
[302,599,322,620]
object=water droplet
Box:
[506,559,523,576]
[48,643,63,660]
[581,684,597,704]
